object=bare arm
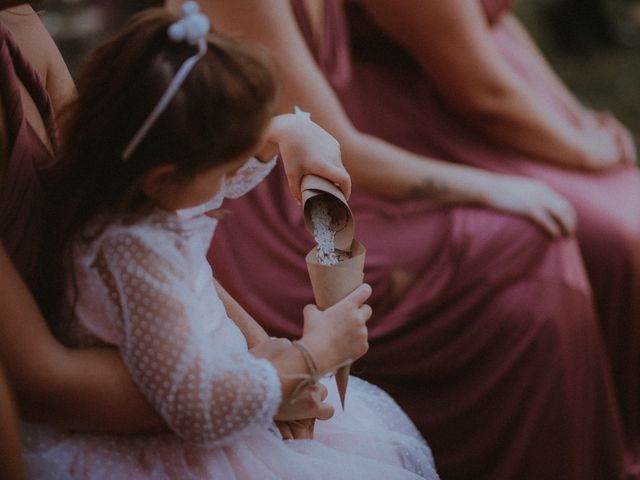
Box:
[0,245,163,433]
[355,0,623,170]
[0,363,24,480]
[166,0,577,237]
[0,9,164,434]
[498,13,584,121]
[499,12,636,165]
[174,0,506,202]
[214,278,269,348]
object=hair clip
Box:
[122,1,210,161]
[167,1,210,47]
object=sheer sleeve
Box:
[92,230,282,445]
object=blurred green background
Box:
[41,0,640,140]
[514,0,640,142]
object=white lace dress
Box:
[23,158,438,480]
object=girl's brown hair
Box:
[39,8,278,336]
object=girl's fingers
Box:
[341,283,372,308]
[303,304,320,318]
[312,382,329,402]
[359,304,373,323]
[315,403,335,421]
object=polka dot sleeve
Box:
[94,231,282,445]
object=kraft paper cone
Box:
[305,241,366,409]
[305,241,366,310]
[301,175,354,252]
[301,174,366,409]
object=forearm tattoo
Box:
[408,177,449,199]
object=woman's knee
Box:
[454,208,589,291]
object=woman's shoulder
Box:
[0,6,74,114]
[0,7,51,84]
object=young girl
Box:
[26,4,438,479]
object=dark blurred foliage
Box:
[517,0,640,140]
[40,0,160,72]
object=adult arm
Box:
[0,363,24,480]
[0,7,163,434]
[499,12,636,164]
[167,0,576,237]
[0,244,163,432]
[192,0,488,200]
[353,0,624,170]
[499,13,585,121]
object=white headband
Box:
[122,1,211,161]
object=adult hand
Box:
[274,382,334,440]
[276,419,316,440]
[596,112,637,166]
[579,111,636,169]
[481,175,577,238]
[275,382,334,423]
[269,113,351,202]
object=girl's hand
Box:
[300,284,372,374]
[251,338,335,426]
[480,175,577,238]
[249,337,293,360]
[268,113,351,202]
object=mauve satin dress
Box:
[0,22,56,289]
[210,1,633,478]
